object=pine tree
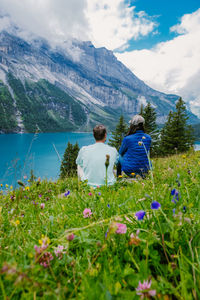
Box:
[108,115,128,150]
[60,142,80,178]
[160,98,195,155]
[140,102,159,156]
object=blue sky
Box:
[121,0,200,51]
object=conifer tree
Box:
[140,102,159,156]
[160,98,195,155]
[60,142,80,178]
[108,115,128,150]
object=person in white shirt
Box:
[76,125,118,187]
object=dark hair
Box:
[126,123,145,136]
[93,124,107,141]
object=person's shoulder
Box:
[144,133,151,140]
[79,144,93,152]
[105,144,118,153]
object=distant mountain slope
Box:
[0,31,199,133]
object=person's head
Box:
[93,124,107,142]
[127,115,145,136]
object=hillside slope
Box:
[0,31,199,132]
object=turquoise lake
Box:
[0,133,200,187]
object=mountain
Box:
[0,31,199,133]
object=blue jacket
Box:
[119,130,151,174]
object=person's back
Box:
[76,125,118,187]
[118,115,151,177]
[119,130,151,175]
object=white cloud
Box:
[116,9,200,117]
[86,0,157,50]
[0,0,157,51]
[0,0,88,45]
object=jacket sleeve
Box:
[119,138,128,156]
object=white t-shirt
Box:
[76,143,118,187]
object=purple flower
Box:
[151,201,161,210]
[98,192,101,196]
[171,189,176,196]
[115,223,127,234]
[107,204,110,208]
[173,208,176,215]
[136,280,156,298]
[67,233,75,241]
[64,190,70,197]
[135,210,146,221]
[171,189,179,204]
[83,208,92,218]
[39,194,42,198]
[40,203,45,209]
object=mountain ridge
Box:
[0,30,199,133]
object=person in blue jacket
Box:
[117,115,151,178]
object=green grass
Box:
[0,150,200,299]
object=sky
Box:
[0,0,200,117]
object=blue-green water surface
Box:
[0,132,95,187]
[0,133,199,187]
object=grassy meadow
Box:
[0,150,200,299]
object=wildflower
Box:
[15,220,20,225]
[173,208,176,215]
[171,189,179,204]
[39,194,42,198]
[88,192,92,196]
[23,176,27,179]
[34,244,53,267]
[64,190,70,197]
[83,208,92,218]
[67,233,75,241]
[105,154,110,168]
[39,235,50,246]
[138,141,142,146]
[54,245,66,259]
[183,206,186,213]
[10,185,13,190]
[136,280,156,299]
[17,180,25,187]
[0,184,3,187]
[118,175,123,178]
[40,203,45,209]
[98,192,101,196]
[10,195,15,200]
[115,223,127,234]
[129,231,140,246]
[151,201,161,210]
[5,184,8,188]
[28,179,30,182]
[135,210,146,221]
[182,155,186,159]
[107,204,110,208]
[142,136,146,139]
[25,186,30,191]
[131,172,135,176]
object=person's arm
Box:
[76,147,85,180]
[76,147,84,168]
[119,138,128,156]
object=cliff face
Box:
[0,31,198,133]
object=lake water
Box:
[0,133,200,187]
